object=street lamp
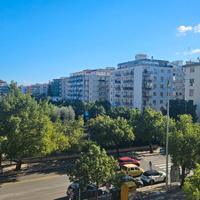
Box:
[166,74,176,190]
[165,80,170,190]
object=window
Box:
[160,92,163,97]
[154,76,157,81]
[190,67,195,73]
[153,84,157,89]
[161,69,164,73]
[189,89,194,97]
[161,77,164,82]
[168,69,171,73]
[160,100,163,104]
[189,79,194,86]
[153,92,156,96]
[160,84,164,89]
[153,100,156,105]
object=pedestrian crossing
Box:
[143,155,172,172]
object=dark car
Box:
[160,147,166,155]
[118,156,140,167]
[66,183,111,200]
[121,175,144,188]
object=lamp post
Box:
[166,74,176,190]
[166,80,170,190]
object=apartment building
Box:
[21,83,48,98]
[183,60,200,121]
[110,54,174,111]
[0,80,9,95]
[170,61,185,100]
[67,68,114,102]
[48,78,62,101]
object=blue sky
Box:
[1,0,200,84]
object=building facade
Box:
[183,61,200,121]
[0,80,9,95]
[110,54,174,111]
[170,61,185,100]
[67,68,114,102]
[21,83,48,98]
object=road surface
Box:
[0,172,70,200]
[0,154,170,200]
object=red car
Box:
[118,156,140,167]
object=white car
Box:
[141,170,166,185]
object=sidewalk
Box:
[131,183,185,200]
[136,147,161,157]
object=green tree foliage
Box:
[169,115,200,186]
[184,164,200,200]
[109,107,134,120]
[168,100,197,122]
[0,136,6,167]
[0,83,69,170]
[87,115,134,154]
[50,105,75,122]
[135,108,166,153]
[87,103,106,119]
[65,117,85,152]
[69,144,118,199]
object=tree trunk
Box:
[149,143,153,153]
[15,160,22,171]
[180,165,186,187]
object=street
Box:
[0,172,70,200]
[141,154,172,173]
[0,154,170,200]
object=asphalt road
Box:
[0,154,170,200]
[0,173,70,200]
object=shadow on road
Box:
[0,174,18,185]
[0,158,75,185]
[54,197,68,200]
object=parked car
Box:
[119,151,142,160]
[66,182,110,200]
[160,147,166,155]
[121,175,144,188]
[121,164,144,177]
[118,156,140,167]
[141,170,166,185]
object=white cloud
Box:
[177,49,200,56]
[177,25,193,33]
[177,23,200,35]
[194,24,200,33]
[189,49,200,55]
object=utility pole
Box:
[166,80,170,190]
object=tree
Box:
[87,104,106,119]
[168,100,197,122]
[184,164,200,200]
[109,107,134,120]
[0,83,67,170]
[135,108,166,153]
[65,117,85,152]
[0,136,6,167]
[169,115,200,186]
[68,144,118,200]
[50,105,75,122]
[87,115,134,154]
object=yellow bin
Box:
[121,181,137,200]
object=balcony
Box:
[143,91,152,97]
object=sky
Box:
[1,0,200,84]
